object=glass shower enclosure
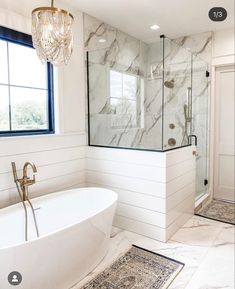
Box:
[87,36,194,151]
[86,35,209,199]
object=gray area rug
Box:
[196,199,235,225]
[81,245,184,289]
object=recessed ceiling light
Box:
[150,24,160,30]
[99,38,107,43]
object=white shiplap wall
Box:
[0,6,87,210]
[85,146,196,242]
[0,133,86,209]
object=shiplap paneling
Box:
[86,146,196,242]
[0,133,86,208]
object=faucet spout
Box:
[23,161,37,176]
[17,161,37,200]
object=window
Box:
[109,70,139,128]
[0,26,54,136]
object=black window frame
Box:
[0,26,54,137]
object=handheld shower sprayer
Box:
[11,161,40,240]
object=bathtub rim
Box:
[0,187,118,251]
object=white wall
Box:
[212,28,235,65]
[86,146,196,242]
[213,28,235,58]
[0,4,86,208]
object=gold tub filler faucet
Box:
[11,161,40,241]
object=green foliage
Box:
[0,101,47,130]
[12,101,47,129]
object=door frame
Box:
[213,64,235,201]
[209,57,235,201]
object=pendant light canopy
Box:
[32,0,74,66]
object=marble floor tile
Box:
[185,228,235,289]
[70,216,234,289]
[171,215,224,247]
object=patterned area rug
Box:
[196,200,235,225]
[81,245,184,289]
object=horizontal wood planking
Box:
[166,146,196,167]
[86,181,195,215]
[166,170,195,197]
[0,133,86,157]
[115,182,195,228]
[0,172,85,209]
[86,158,166,182]
[0,133,86,208]
[0,147,85,174]
[113,215,166,242]
[86,146,195,242]
[0,159,85,191]
[166,194,195,240]
[86,147,165,167]
[116,203,166,228]
[114,193,194,242]
[86,171,166,197]
[166,158,196,182]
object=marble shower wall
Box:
[174,32,212,197]
[146,38,193,150]
[84,14,211,175]
[84,13,164,150]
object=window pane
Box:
[10,87,48,131]
[8,43,47,89]
[0,40,8,84]
[111,99,137,127]
[0,85,10,131]
[110,70,122,98]
[123,74,137,100]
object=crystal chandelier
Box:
[32,0,74,66]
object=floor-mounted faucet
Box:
[11,161,39,240]
[19,161,37,201]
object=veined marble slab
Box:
[70,215,234,289]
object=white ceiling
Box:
[1,0,234,42]
[73,0,234,42]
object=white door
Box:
[214,65,235,202]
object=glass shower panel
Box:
[162,38,192,150]
[87,39,164,151]
[192,56,209,199]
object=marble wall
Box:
[174,32,212,198]
[84,14,211,197]
[84,14,163,150]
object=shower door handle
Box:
[188,134,198,146]
[187,87,192,121]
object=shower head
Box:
[164,79,174,89]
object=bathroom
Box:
[0,0,234,288]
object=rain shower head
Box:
[164,79,174,89]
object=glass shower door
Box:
[192,56,210,200]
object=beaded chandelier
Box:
[32,0,74,66]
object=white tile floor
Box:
[71,215,235,289]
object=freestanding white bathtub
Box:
[0,187,117,289]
